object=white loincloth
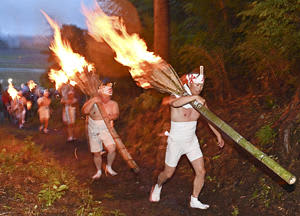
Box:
[165,121,203,167]
[15,108,26,124]
[87,117,115,153]
[63,105,76,124]
[38,106,50,120]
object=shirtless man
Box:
[61,90,78,141]
[81,83,119,179]
[11,91,27,128]
[149,69,225,209]
[37,90,51,133]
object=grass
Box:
[0,48,48,88]
[0,130,126,215]
[0,48,49,69]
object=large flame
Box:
[27,80,37,91]
[82,3,162,88]
[7,78,18,100]
[41,10,94,89]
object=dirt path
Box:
[31,126,214,216]
[3,120,300,216]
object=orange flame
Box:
[27,80,37,91]
[41,10,94,89]
[82,3,162,88]
[27,101,32,110]
[7,78,18,100]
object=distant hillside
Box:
[0,34,51,49]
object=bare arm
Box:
[81,97,101,115]
[109,101,119,120]
[60,98,66,105]
[205,104,224,148]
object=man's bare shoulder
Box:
[37,97,43,103]
[108,100,118,106]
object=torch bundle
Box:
[83,3,296,184]
[42,11,139,173]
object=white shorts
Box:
[165,121,203,167]
[88,117,115,153]
[63,106,76,124]
[16,109,26,122]
[38,106,50,120]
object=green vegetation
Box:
[249,177,283,208]
[0,131,126,215]
[231,205,239,216]
[38,181,69,207]
[255,124,276,146]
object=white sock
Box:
[149,184,162,202]
[190,195,209,209]
[106,165,117,175]
[92,170,102,179]
[155,184,162,192]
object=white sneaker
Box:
[92,170,102,180]
[190,196,209,209]
[149,184,162,202]
[105,165,117,176]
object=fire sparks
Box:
[27,80,37,91]
[7,78,18,100]
[82,3,162,88]
[41,10,94,89]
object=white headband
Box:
[186,66,204,84]
[100,85,112,96]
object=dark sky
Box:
[0,0,94,36]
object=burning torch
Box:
[82,3,296,185]
[42,10,139,173]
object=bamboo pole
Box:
[138,61,296,184]
[71,69,140,173]
[191,100,296,185]
[94,101,140,173]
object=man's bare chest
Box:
[90,103,113,118]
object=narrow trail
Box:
[9,123,212,216]
[3,117,299,216]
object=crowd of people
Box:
[0,80,80,137]
[0,81,45,128]
[0,79,119,181]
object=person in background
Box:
[1,89,12,122]
[0,86,4,123]
[37,90,51,133]
[11,91,27,128]
[61,90,78,141]
[81,82,119,179]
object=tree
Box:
[236,0,300,94]
[168,0,248,102]
[153,0,169,61]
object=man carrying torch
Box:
[82,82,119,179]
[149,69,224,209]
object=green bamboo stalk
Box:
[191,100,296,185]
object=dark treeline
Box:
[130,0,300,103]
